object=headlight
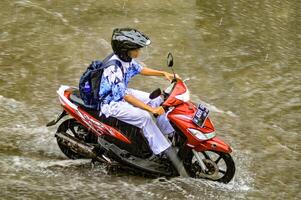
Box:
[175,89,190,102]
[188,128,216,140]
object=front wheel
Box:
[183,150,235,183]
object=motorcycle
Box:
[47,53,235,183]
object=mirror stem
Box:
[171,67,176,82]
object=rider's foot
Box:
[148,152,168,163]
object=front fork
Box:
[192,149,208,172]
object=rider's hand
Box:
[163,72,181,82]
[151,106,165,116]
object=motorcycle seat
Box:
[69,90,96,110]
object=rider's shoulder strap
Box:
[102,58,123,74]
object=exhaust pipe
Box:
[55,132,109,163]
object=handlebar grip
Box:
[153,106,168,118]
[162,105,168,112]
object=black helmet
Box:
[111,28,151,62]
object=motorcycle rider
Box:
[98,28,188,177]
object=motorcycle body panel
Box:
[193,136,232,153]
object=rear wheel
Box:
[184,150,235,183]
[56,118,93,159]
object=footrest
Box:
[98,137,172,176]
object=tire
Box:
[56,118,92,159]
[183,150,235,183]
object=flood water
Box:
[0,0,300,199]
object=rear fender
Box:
[193,137,232,153]
[46,110,67,127]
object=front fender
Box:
[193,136,232,153]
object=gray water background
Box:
[0,0,300,199]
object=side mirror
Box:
[167,52,174,67]
[149,88,162,99]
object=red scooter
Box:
[47,53,235,183]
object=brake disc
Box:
[196,159,219,180]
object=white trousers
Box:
[101,88,175,155]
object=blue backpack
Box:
[79,53,122,110]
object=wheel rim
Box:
[189,150,234,182]
[58,119,90,142]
